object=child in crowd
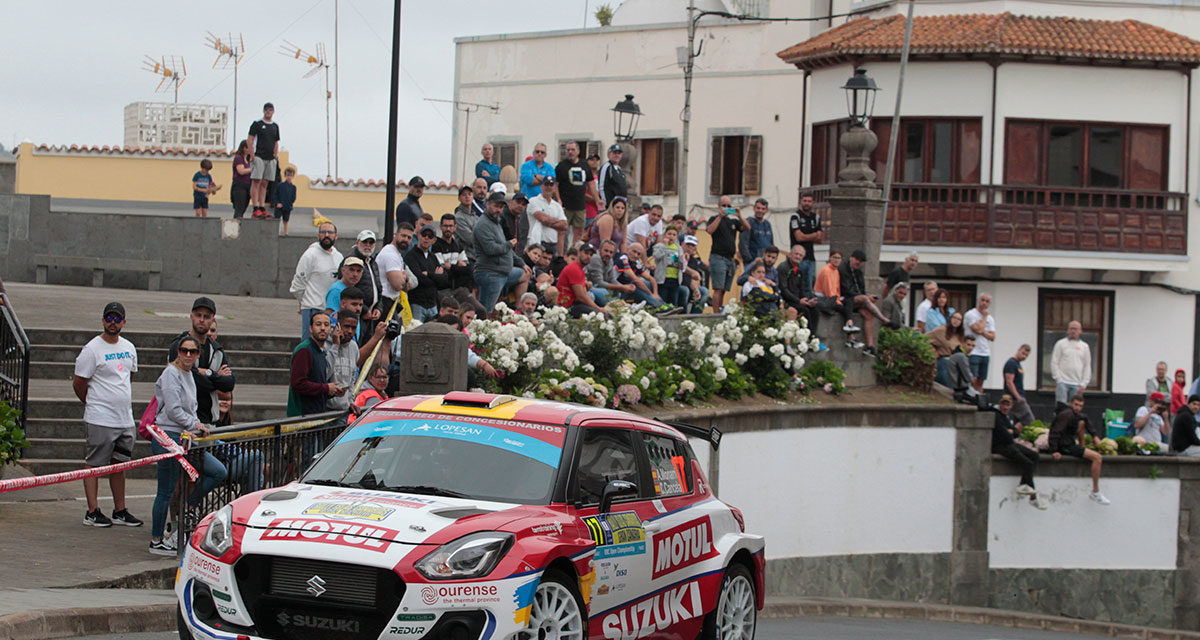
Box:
[272,167,297,236]
[653,227,684,308]
[192,159,220,218]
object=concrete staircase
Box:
[21,329,297,479]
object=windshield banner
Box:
[340,419,564,468]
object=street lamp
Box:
[841,68,879,128]
[611,94,642,142]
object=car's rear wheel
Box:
[529,569,587,640]
[702,563,756,640]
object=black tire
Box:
[701,563,757,640]
[176,606,195,640]
[529,568,588,640]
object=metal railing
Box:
[0,292,30,432]
[171,410,349,550]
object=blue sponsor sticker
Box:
[340,419,562,468]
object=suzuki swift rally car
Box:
[176,392,764,640]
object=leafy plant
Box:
[0,401,30,466]
[873,327,936,391]
[800,361,846,395]
[1149,465,1162,480]
[594,3,614,26]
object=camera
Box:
[385,318,403,340]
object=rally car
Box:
[175,391,764,640]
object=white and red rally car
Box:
[176,392,764,640]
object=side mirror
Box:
[600,480,638,514]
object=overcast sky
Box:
[0,1,598,182]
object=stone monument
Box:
[826,124,887,294]
[396,322,468,395]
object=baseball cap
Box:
[510,192,529,203]
[608,144,623,153]
[356,229,377,242]
[683,235,699,246]
[343,256,365,268]
[408,176,426,188]
[102,301,125,319]
[489,182,508,195]
[419,224,438,237]
[192,296,217,314]
[579,243,597,254]
[1150,391,1166,403]
[486,191,507,204]
[263,102,274,110]
[542,175,556,186]
[851,249,868,261]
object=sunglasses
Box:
[103,314,124,323]
[178,347,200,356]
[534,149,547,155]
[318,230,336,235]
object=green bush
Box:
[0,401,30,466]
[800,361,846,395]
[873,327,936,391]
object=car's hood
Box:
[237,482,521,545]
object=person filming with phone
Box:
[706,194,750,313]
[287,312,347,417]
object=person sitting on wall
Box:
[1048,393,1110,506]
[993,394,1046,510]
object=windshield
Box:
[302,414,567,504]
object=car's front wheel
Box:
[702,563,757,640]
[176,607,195,640]
[529,569,587,640]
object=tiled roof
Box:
[308,177,461,192]
[28,143,232,156]
[777,13,1200,69]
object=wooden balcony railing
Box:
[807,183,1188,255]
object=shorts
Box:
[193,194,209,209]
[251,156,277,180]
[565,208,586,228]
[275,206,292,222]
[1056,444,1088,458]
[85,423,135,467]
[968,354,990,381]
[710,254,736,291]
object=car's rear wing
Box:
[660,421,722,450]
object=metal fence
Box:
[0,292,30,431]
[171,411,349,550]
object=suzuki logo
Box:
[306,575,327,597]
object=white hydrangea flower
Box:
[714,366,728,381]
[734,353,748,365]
[580,330,594,346]
[780,355,792,369]
[763,327,779,339]
[640,376,651,389]
[583,363,595,373]
[769,343,785,356]
[748,344,765,358]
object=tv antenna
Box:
[424,98,500,183]
[206,32,246,148]
[280,40,333,178]
[142,55,187,104]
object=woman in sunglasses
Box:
[588,195,629,254]
[148,335,227,556]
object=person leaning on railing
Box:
[148,335,227,557]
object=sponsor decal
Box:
[513,577,538,624]
[579,568,596,606]
[652,516,717,579]
[601,580,704,640]
[397,614,437,622]
[186,553,223,584]
[419,583,503,606]
[302,502,396,521]
[583,511,645,546]
[314,490,439,509]
[276,612,361,633]
[530,522,563,536]
[211,590,232,602]
[341,419,564,468]
[598,584,610,595]
[260,519,400,552]
[216,604,237,616]
[389,626,428,636]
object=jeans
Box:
[686,286,710,314]
[935,357,950,386]
[660,280,679,309]
[1055,382,1082,404]
[798,259,816,294]
[475,267,524,313]
[151,431,227,538]
[410,303,438,323]
[226,448,264,493]
[300,308,323,341]
[1011,395,1037,426]
[591,287,612,306]
[231,182,251,218]
[994,442,1038,487]
[624,285,664,308]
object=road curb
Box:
[762,597,1200,639]
[0,603,173,640]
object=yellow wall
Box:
[13,142,458,215]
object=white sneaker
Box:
[842,322,861,334]
[1031,497,1048,510]
[1089,491,1111,506]
[1016,484,1036,496]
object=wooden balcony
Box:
[809,183,1188,255]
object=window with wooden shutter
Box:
[493,142,518,173]
[709,137,724,196]
[1037,290,1112,391]
[587,140,602,159]
[662,138,678,194]
[742,135,762,195]
[1003,120,1167,190]
[639,139,663,195]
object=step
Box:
[29,345,292,369]
[29,361,289,386]
[24,400,287,423]
[18,457,157,480]
[25,437,155,460]
[24,329,300,354]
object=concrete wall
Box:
[0,194,365,299]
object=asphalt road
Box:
[71,616,1114,639]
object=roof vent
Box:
[441,391,518,410]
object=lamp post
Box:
[611,94,643,209]
[826,67,887,317]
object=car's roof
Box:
[372,391,681,435]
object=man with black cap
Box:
[169,297,235,425]
[73,301,142,528]
[395,175,426,228]
[404,223,448,322]
[839,249,889,356]
[503,191,531,252]
[247,102,280,217]
[474,191,531,311]
[598,144,628,208]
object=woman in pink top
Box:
[588,196,628,252]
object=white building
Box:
[453,0,1200,415]
[123,102,228,150]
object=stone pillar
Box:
[396,322,468,395]
[826,125,886,295]
[950,409,992,606]
[617,142,641,211]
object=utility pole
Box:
[881,0,915,214]
[679,0,698,219]
[385,0,402,240]
[334,0,340,178]
[425,98,500,184]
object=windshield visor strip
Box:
[339,419,564,468]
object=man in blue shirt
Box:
[739,198,775,263]
[475,142,501,187]
[519,142,555,200]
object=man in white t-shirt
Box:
[374,222,418,318]
[527,177,569,256]
[963,293,997,393]
[915,281,937,331]
[72,301,142,528]
[626,205,665,252]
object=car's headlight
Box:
[199,505,234,557]
[415,532,513,580]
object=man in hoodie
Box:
[404,224,448,322]
[350,230,382,337]
[474,191,530,311]
[167,297,234,426]
[394,175,426,228]
[289,221,343,340]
